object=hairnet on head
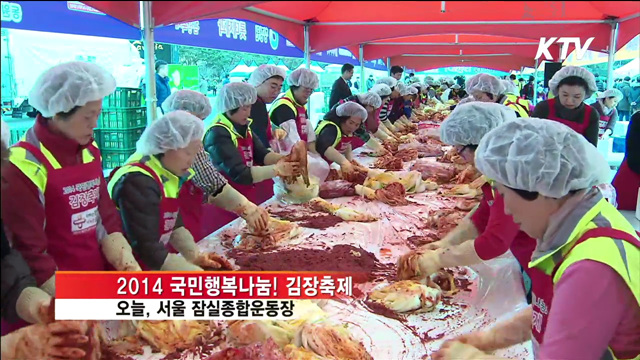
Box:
[29,61,116,117]
[439,84,449,91]
[376,77,398,88]
[401,85,418,96]
[248,64,287,87]
[336,102,368,120]
[458,96,476,105]
[451,84,461,90]
[465,73,483,93]
[357,92,383,108]
[466,74,505,96]
[474,118,611,199]
[162,90,212,119]
[396,82,407,94]
[136,110,205,156]
[287,68,319,89]
[425,76,434,82]
[1,120,9,146]
[440,102,517,146]
[371,83,392,97]
[597,88,623,102]
[501,79,518,95]
[549,66,597,97]
[216,82,257,114]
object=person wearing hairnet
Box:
[0,62,140,331]
[369,83,397,141]
[466,74,529,118]
[315,102,370,173]
[434,118,639,360]
[532,66,600,146]
[108,111,232,272]
[612,111,640,211]
[328,91,387,156]
[269,68,319,152]
[388,85,418,128]
[248,65,288,148]
[592,89,623,139]
[205,82,302,216]
[447,84,466,102]
[161,90,269,240]
[500,79,532,118]
[376,77,402,134]
[397,103,538,302]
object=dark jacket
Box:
[1,219,38,322]
[617,81,632,111]
[532,99,600,146]
[156,73,171,111]
[249,97,271,148]
[521,81,535,100]
[329,77,352,109]
[203,117,270,186]
[110,165,185,270]
[626,111,640,174]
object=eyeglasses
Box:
[456,144,478,154]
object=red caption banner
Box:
[55,271,354,300]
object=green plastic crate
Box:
[101,149,136,170]
[98,107,147,129]
[103,87,143,108]
[94,126,145,150]
[6,120,34,145]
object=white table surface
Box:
[620,210,640,232]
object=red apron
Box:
[530,228,640,356]
[126,162,180,271]
[547,98,592,135]
[178,179,205,242]
[321,133,366,164]
[612,159,640,211]
[281,96,309,143]
[2,141,109,335]
[598,114,612,136]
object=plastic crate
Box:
[98,107,146,129]
[94,126,145,150]
[9,125,31,145]
[103,87,143,108]
[101,149,136,170]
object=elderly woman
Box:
[532,66,600,146]
[109,111,232,271]
[329,91,387,155]
[434,118,639,360]
[592,89,623,139]
[0,62,138,309]
[388,84,418,126]
[269,68,319,151]
[315,102,370,174]
[161,90,269,240]
[398,103,538,302]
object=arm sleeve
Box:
[469,194,491,233]
[626,112,640,174]
[191,150,227,198]
[606,108,618,132]
[270,105,297,127]
[252,134,270,166]
[472,192,521,261]
[1,246,37,322]
[316,125,340,156]
[112,173,168,270]
[97,175,123,235]
[0,165,56,286]
[583,108,600,146]
[538,260,634,360]
[204,127,255,186]
[531,100,550,118]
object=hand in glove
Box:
[194,252,234,270]
[242,205,269,233]
[432,341,496,360]
[274,128,287,140]
[339,160,354,176]
[274,159,301,177]
[397,248,443,280]
[1,321,90,360]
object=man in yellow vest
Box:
[501,79,532,118]
[434,118,639,360]
[467,74,530,118]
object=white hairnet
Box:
[458,96,476,105]
[136,110,205,156]
[410,82,423,89]
[466,74,505,96]
[336,102,368,120]
[396,82,407,94]
[425,76,434,82]
[357,92,383,109]
[401,85,418,96]
[287,68,319,89]
[439,84,449,91]
[597,88,623,102]
[248,64,287,87]
[162,90,212,119]
[502,80,518,95]
[376,76,398,88]
[442,77,455,85]
[451,84,461,90]
[216,82,257,114]
[549,66,597,98]
[371,83,392,97]
[465,73,483,93]
[29,61,116,117]
[475,118,611,198]
[1,120,9,147]
[433,80,441,86]
[440,102,517,146]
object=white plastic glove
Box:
[274,159,302,177]
[15,287,52,324]
[209,185,268,232]
[397,248,444,280]
[323,146,349,167]
[168,227,200,262]
[424,219,478,250]
[274,128,287,140]
[1,321,91,360]
[160,253,203,271]
[365,138,388,156]
[241,204,269,233]
[101,232,141,271]
[432,341,497,360]
[40,275,56,297]
[339,160,355,176]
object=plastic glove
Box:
[101,232,141,271]
[210,185,267,232]
[241,204,269,233]
[40,275,56,297]
[193,252,234,270]
[432,341,497,360]
[168,227,199,262]
[1,321,90,360]
[424,219,478,250]
[16,287,52,324]
[274,159,301,177]
[274,128,287,140]
[160,253,203,271]
[397,248,444,280]
[339,160,354,176]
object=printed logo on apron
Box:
[241,146,253,167]
[65,176,101,234]
[71,207,99,234]
[160,210,179,245]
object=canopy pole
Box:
[386,57,391,72]
[141,1,157,124]
[304,24,310,69]
[359,44,365,93]
[533,58,539,105]
[606,21,619,90]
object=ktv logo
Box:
[535,37,595,61]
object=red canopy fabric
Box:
[391,54,537,72]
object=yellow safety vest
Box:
[9,127,101,193]
[204,113,254,148]
[503,94,531,118]
[530,197,640,360]
[315,120,342,148]
[269,89,306,119]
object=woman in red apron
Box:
[592,89,622,139]
[203,83,303,229]
[434,118,640,360]
[108,111,232,272]
[161,90,270,242]
[315,102,370,175]
[531,65,600,146]
[613,111,640,211]
[1,62,138,335]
